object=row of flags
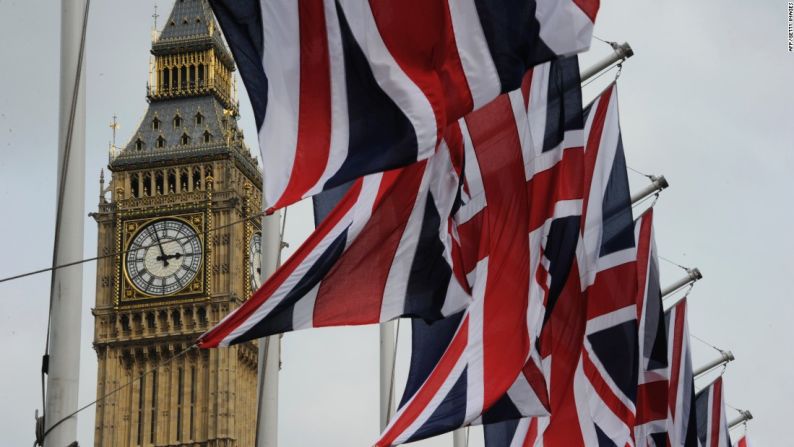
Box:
[195,1,749,445]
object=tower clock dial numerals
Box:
[125,219,202,296]
[250,231,263,291]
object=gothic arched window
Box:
[135,138,144,151]
[156,136,166,148]
[180,133,190,145]
[203,131,212,143]
[152,117,160,130]
[195,112,203,125]
[173,114,182,128]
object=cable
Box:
[1,209,269,285]
[627,165,655,180]
[690,333,728,356]
[659,255,691,272]
[40,344,195,445]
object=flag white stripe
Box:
[447,0,501,109]
[306,0,350,198]
[259,0,301,206]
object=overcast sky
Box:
[0,1,790,446]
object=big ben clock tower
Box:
[92,1,262,446]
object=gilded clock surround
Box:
[120,213,207,303]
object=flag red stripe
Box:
[636,380,669,424]
[586,263,636,317]
[527,147,585,231]
[709,378,723,447]
[276,0,332,209]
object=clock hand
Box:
[151,226,169,267]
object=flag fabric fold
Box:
[633,208,670,447]
[695,377,732,447]
[198,139,469,347]
[209,0,598,209]
[665,298,700,447]
[378,56,586,446]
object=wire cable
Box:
[1,209,269,285]
[691,333,728,356]
[39,344,195,445]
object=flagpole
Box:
[256,207,283,447]
[661,268,702,298]
[580,42,634,81]
[728,410,753,430]
[380,321,397,430]
[630,175,669,204]
[693,351,734,378]
[42,0,87,445]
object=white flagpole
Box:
[380,321,397,430]
[694,351,735,379]
[256,207,282,447]
[580,42,634,81]
[43,0,87,445]
[728,410,753,430]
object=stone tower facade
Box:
[92,1,262,445]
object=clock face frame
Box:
[122,217,204,299]
[249,231,263,291]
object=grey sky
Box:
[0,0,790,445]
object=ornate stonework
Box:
[92,1,262,446]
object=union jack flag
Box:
[499,82,640,447]
[665,298,699,447]
[209,0,598,209]
[378,57,586,445]
[695,377,731,447]
[197,137,469,347]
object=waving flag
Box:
[577,82,641,446]
[379,56,585,445]
[695,377,731,447]
[735,435,750,447]
[209,0,598,209]
[634,208,670,446]
[198,138,469,347]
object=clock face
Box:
[249,231,263,291]
[125,219,203,296]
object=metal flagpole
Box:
[580,42,634,81]
[630,176,669,204]
[728,410,753,430]
[661,268,702,298]
[42,0,87,445]
[693,351,735,379]
[380,321,397,430]
[256,207,283,447]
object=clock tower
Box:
[92,1,262,446]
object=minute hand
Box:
[151,226,169,267]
